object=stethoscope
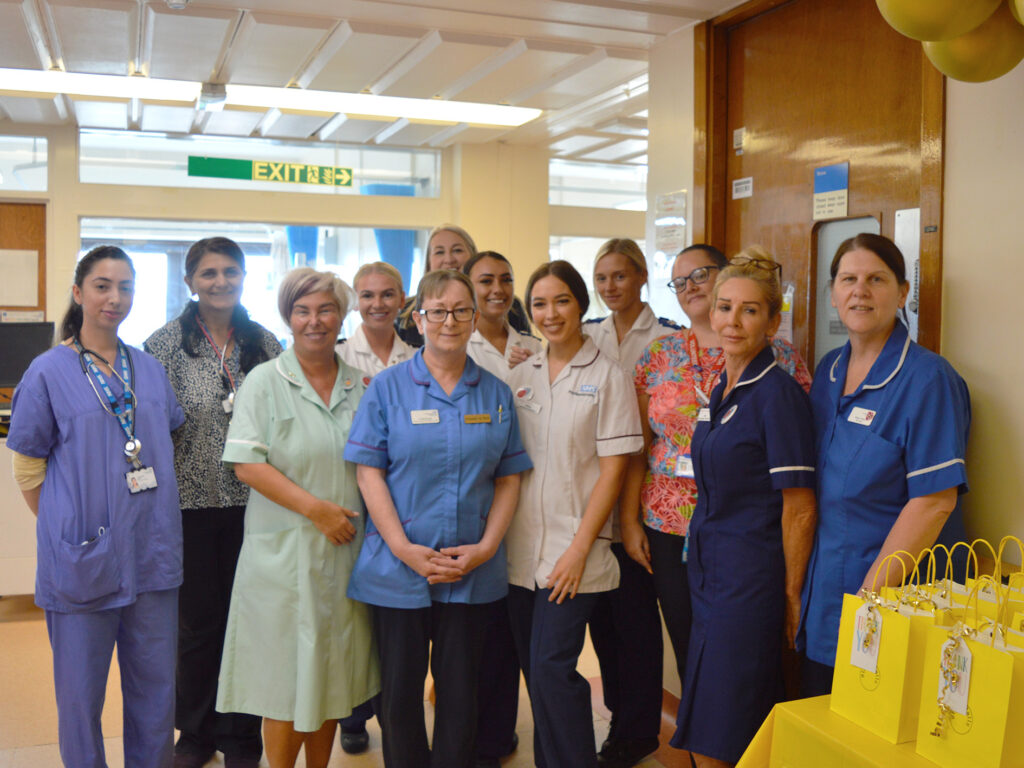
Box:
[74,338,143,465]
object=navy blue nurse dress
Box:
[671,344,816,764]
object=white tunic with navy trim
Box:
[467,323,542,383]
[336,324,415,380]
[505,337,643,594]
[583,303,679,378]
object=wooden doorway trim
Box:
[693,0,945,351]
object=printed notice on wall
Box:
[0,249,39,307]
[813,162,849,221]
[732,177,753,200]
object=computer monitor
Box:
[0,322,55,390]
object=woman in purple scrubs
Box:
[8,245,184,768]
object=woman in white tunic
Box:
[217,268,379,768]
[464,251,541,381]
[337,261,415,380]
[506,260,643,768]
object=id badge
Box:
[222,397,234,414]
[697,407,710,422]
[126,466,158,494]
[675,453,695,479]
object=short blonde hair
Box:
[277,267,355,323]
[712,245,783,317]
[353,261,405,295]
[594,238,648,279]
[414,269,477,312]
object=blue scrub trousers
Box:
[46,588,178,768]
[507,585,600,768]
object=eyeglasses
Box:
[667,265,720,294]
[730,255,783,280]
[417,307,476,323]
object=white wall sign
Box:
[732,177,753,199]
[0,249,39,307]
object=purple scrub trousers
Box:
[46,588,178,768]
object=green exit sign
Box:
[187,156,353,187]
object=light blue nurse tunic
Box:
[800,321,971,667]
[344,349,532,609]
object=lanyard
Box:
[686,330,725,407]
[197,319,237,394]
[75,339,135,443]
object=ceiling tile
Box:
[49,0,134,75]
[579,137,648,161]
[261,111,327,139]
[228,13,335,86]
[202,108,265,136]
[549,133,609,155]
[381,32,508,99]
[519,56,647,110]
[0,1,41,69]
[140,104,196,133]
[72,99,129,129]
[454,46,580,103]
[147,5,237,82]
[307,23,423,93]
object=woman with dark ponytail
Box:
[8,245,185,766]
[145,237,281,768]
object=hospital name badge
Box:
[464,413,492,424]
[848,406,876,426]
[410,409,440,424]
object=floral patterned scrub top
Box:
[634,329,812,536]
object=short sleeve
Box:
[902,362,970,498]
[495,385,532,477]
[771,337,813,393]
[762,375,817,490]
[343,377,390,469]
[596,363,644,457]
[222,367,272,465]
[6,361,57,459]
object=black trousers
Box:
[374,601,490,768]
[588,542,664,742]
[175,507,262,759]
[475,596,520,758]
[646,526,692,687]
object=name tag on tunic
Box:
[848,406,877,426]
[464,413,491,424]
[697,407,710,422]
[411,409,440,424]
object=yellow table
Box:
[737,695,938,768]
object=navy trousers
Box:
[507,585,600,768]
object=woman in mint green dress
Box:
[217,268,379,768]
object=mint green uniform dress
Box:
[216,348,379,731]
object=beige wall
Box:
[941,64,1024,557]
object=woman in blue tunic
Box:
[672,250,817,768]
[798,233,970,696]
[8,245,185,768]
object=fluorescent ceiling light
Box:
[0,68,541,128]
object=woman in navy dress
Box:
[671,248,817,767]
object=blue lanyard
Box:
[76,340,135,442]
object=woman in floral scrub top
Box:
[621,244,811,683]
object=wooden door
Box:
[694,0,944,356]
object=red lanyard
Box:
[685,329,725,406]
[197,320,237,393]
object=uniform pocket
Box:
[54,527,120,606]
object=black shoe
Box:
[340,728,370,754]
[476,759,501,768]
[172,751,214,768]
[597,736,659,768]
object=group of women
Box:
[6,223,970,768]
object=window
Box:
[80,217,429,348]
[79,130,440,198]
[549,159,646,211]
[0,135,47,191]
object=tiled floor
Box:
[0,593,688,767]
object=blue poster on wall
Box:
[813,162,849,221]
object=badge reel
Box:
[675,453,695,479]
[124,438,158,494]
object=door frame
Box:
[692,0,945,351]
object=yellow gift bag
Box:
[830,552,934,743]
[916,576,1024,768]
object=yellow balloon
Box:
[876,0,1001,41]
[1011,0,1024,26]
[924,2,1024,81]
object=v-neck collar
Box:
[828,322,911,398]
[274,347,356,411]
[408,347,481,402]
